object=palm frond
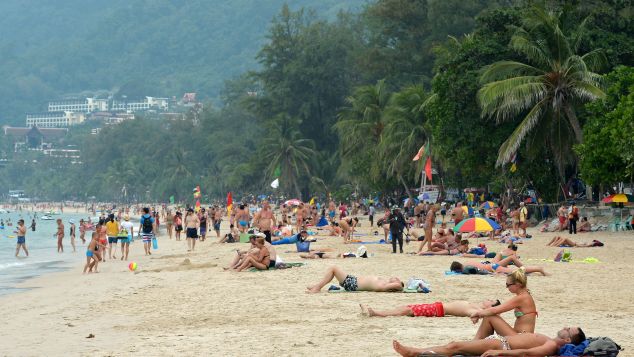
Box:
[496,99,548,166]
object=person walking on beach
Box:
[120,215,134,260]
[368,203,375,227]
[254,201,276,243]
[213,206,222,238]
[139,208,155,256]
[420,205,437,252]
[557,204,568,231]
[69,219,77,253]
[56,218,65,253]
[388,206,407,253]
[15,219,29,257]
[165,210,174,239]
[105,214,120,260]
[198,208,208,242]
[568,202,579,235]
[519,202,528,237]
[79,219,86,244]
[174,211,183,241]
[184,208,200,252]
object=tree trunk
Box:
[398,174,413,200]
[564,105,583,143]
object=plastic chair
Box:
[623,216,633,230]
[609,218,621,232]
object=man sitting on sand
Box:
[360,299,501,318]
[450,261,549,276]
[306,265,403,293]
[392,326,585,356]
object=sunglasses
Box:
[506,283,516,287]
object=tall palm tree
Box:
[379,85,430,195]
[261,114,316,197]
[478,5,605,179]
[334,79,391,159]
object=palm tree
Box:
[478,5,605,179]
[379,85,430,195]
[261,114,316,197]
[334,79,391,159]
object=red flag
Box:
[226,192,233,206]
[424,156,432,181]
[412,145,425,161]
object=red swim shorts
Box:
[558,216,566,224]
[408,302,444,317]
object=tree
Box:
[261,114,316,198]
[576,66,634,187]
[478,5,605,180]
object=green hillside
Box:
[0,0,365,125]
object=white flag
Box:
[270,178,279,189]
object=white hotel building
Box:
[110,96,169,112]
[48,98,108,113]
[26,111,85,128]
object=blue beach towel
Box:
[352,239,386,244]
[559,340,590,356]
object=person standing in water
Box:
[30,219,36,232]
[69,219,77,253]
[56,219,65,253]
[15,219,29,257]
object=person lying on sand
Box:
[450,261,549,276]
[546,235,602,247]
[360,299,500,318]
[392,326,585,357]
[306,265,403,293]
[300,246,368,259]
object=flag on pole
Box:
[273,165,281,178]
[425,156,433,181]
[169,195,175,204]
[226,192,233,217]
[270,178,279,189]
[412,144,425,161]
[195,200,201,212]
[309,197,315,205]
[510,152,517,173]
[193,185,201,199]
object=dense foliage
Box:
[1,0,632,202]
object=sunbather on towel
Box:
[418,239,470,256]
[306,265,403,293]
[450,261,549,276]
[359,299,501,317]
[392,326,586,357]
[546,235,601,247]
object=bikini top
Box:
[515,310,538,318]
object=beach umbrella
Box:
[284,199,302,206]
[601,194,634,204]
[453,217,501,233]
[480,201,497,209]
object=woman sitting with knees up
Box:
[470,267,538,339]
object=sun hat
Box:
[356,245,368,258]
[69,219,75,224]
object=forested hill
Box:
[0,0,364,125]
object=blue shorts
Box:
[108,236,118,244]
[119,236,131,244]
[17,236,25,244]
[214,222,221,231]
[239,220,248,227]
[86,250,94,257]
[200,226,207,236]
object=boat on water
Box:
[41,215,54,220]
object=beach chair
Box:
[623,215,633,230]
[609,218,621,232]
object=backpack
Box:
[583,337,622,356]
[141,215,153,234]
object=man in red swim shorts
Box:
[360,299,500,318]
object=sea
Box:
[0,210,91,296]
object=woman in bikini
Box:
[234,237,272,272]
[470,267,539,339]
[338,216,359,243]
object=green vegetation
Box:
[1,0,633,202]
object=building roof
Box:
[3,126,68,139]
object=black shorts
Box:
[108,236,117,244]
[175,225,183,232]
[263,230,272,243]
[186,228,198,239]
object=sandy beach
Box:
[1,215,632,356]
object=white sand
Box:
[1,217,632,356]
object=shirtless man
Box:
[254,201,276,243]
[450,261,549,276]
[56,218,65,253]
[557,204,568,231]
[213,206,222,238]
[184,208,200,252]
[360,299,500,318]
[281,204,289,225]
[392,326,585,357]
[295,203,306,232]
[236,204,250,233]
[420,206,437,252]
[413,202,424,228]
[451,202,464,226]
[306,265,403,293]
[327,200,336,222]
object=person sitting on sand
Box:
[578,217,591,232]
[392,326,585,357]
[306,265,403,293]
[450,261,549,276]
[234,237,271,272]
[224,235,258,270]
[272,230,309,245]
[360,299,501,318]
[469,267,540,340]
[218,224,240,243]
[546,235,602,247]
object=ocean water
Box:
[0,210,89,296]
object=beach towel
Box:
[246,262,305,272]
[316,217,329,227]
[327,285,429,293]
[351,239,386,244]
[559,340,590,356]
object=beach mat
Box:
[239,233,251,243]
[247,262,305,272]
